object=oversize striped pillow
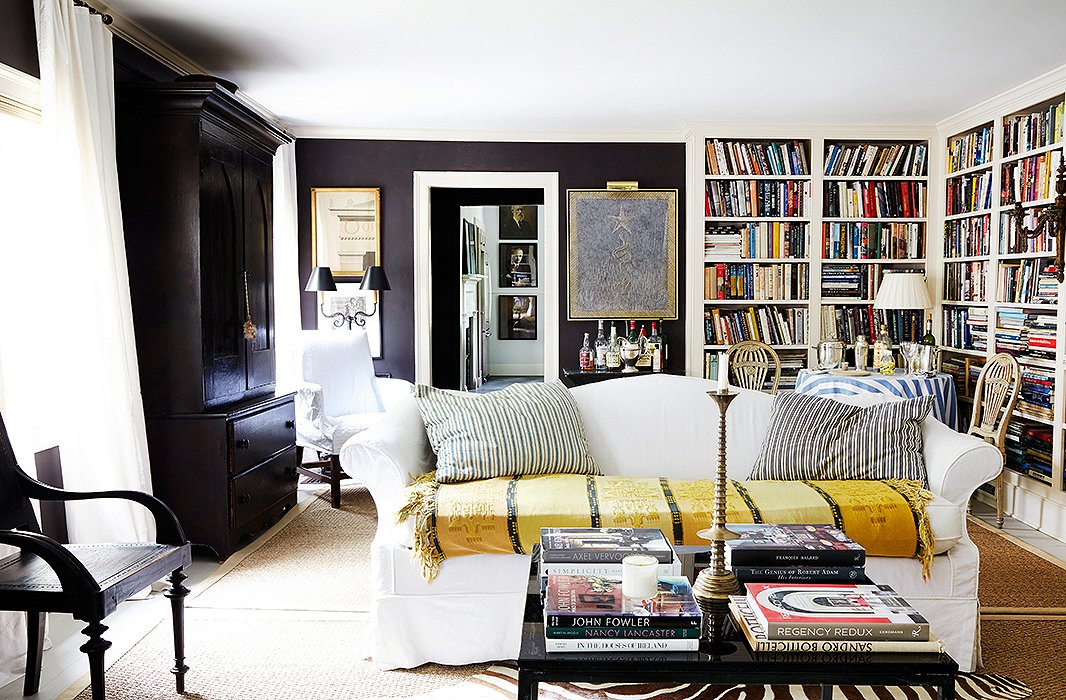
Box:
[414,382,600,483]
[749,393,933,482]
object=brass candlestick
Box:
[692,389,740,638]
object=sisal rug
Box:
[60,485,1056,699]
[968,517,1066,612]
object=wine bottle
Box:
[921,316,936,346]
[579,332,593,371]
[605,325,622,370]
[637,324,648,355]
[657,319,668,366]
[594,320,608,370]
[627,320,638,344]
[649,321,663,372]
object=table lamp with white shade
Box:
[873,272,934,373]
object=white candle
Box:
[717,351,730,392]
[621,554,659,599]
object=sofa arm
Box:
[377,377,414,411]
[339,393,435,541]
[921,416,1002,506]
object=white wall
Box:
[462,204,545,377]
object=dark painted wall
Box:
[0,0,40,76]
[295,140,687,383]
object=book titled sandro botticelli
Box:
[725,523,865,567]
[540,528,675,564]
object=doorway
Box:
[413,172,560,388]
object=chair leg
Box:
[295,445,304,467]
[995,471,1005,528]
[165,568,190,694]
[79,621,112,700]
[23,611,45,695]
[330,454,342,508]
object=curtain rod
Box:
[72,0,113,24]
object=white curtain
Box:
[273,141,302,394]
[33,0,154,543]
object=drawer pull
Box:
[238,493,251,504]
[284,420,296,430]
[236,439,250,449]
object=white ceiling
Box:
[102,0,1066,136]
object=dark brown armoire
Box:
[116,81,297,559]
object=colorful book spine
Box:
[730,565,865,583]
[545,626,701,639]
[544,638,699,652]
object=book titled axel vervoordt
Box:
[725,524,865,567]
[745,583,929,641]
[543,575,701,630]
[728,597,943,653]
[540,528,675,564]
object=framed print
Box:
[311,187,381,280]
[499,243,537,288]
[499,295,537,340]
[566,189,678,320]
[499,204,538,240]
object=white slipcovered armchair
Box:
[292,330,413,507]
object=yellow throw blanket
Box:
[398,474,934,582]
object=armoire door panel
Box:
[200,134,245,405]
[243,150,275,393]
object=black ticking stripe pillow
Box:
[749,392,933,482]
[414,382,600,483]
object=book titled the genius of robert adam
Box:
[540,528,675,564]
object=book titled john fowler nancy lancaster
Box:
[543,575,701,651]
[540,528,675,564]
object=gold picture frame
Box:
[311,187,381,280]
[566,188,678,320]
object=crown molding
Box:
[290,124,686,143]
[936,63,1066,137]
[0,64,41,121]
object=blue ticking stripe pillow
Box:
[414,382,601,483]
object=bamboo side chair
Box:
[726,340,782,395]
[967,352,1022,528]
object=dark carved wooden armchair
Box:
[0,412,192,699]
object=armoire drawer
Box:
[229,400,296,474]
[230,446,298,528]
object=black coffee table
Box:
[519,551,958,700]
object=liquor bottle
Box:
[637,324,648,355]
[921,315,936,346]
[627,320,638,344]
[657,319,669,366]
[579,333,593,371]
[853,334,869,372]
[593,320,608,370]
[874,324,894,375]
[648,322,663,372]
[605,325,622,370]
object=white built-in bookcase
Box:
[932,66,1066,540]
[684,124,934,387]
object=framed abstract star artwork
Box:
[566,189,678,320]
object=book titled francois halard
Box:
[543,574,701,630]
[745,582,929,642]
[540,528,675,564]
[725,524,865,567]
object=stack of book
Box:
[994,308,1033,356]
[729,583,943,654]
[1018,367,1055,421]
[721,524,866,583]
[704,225,743,260]
[1026,313,1057,361]
[942,307,977,351]
[539,528,680,587]
[1005,419,1054,485]
[966,308,989,352]
[998,259,1057,304]
[543,574,702,652]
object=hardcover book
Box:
[728,597,942,653]
[724,524,865,567]
[544,638,699,652]
[540,528,674,564]
[543,575,701,629]
[730,564,865,583]
[745,583,929,641]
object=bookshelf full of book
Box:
[935,87,1066,522]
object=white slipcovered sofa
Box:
[340,374,1000,672]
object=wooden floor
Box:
[1,491,1063,700]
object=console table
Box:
[561,368,685,388]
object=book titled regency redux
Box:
[745,583,929,641]
[540,528,675,564]
[725,524,865,567]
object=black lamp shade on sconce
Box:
[360,265,391,292]
[304,266,338,292]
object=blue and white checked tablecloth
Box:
[794,369,958,430]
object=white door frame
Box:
[413,171,560,385]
